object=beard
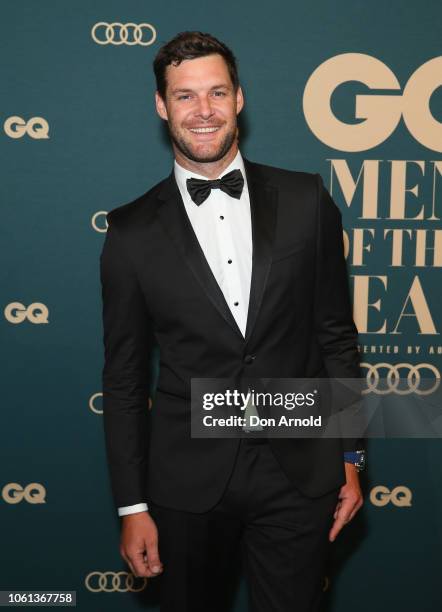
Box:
[167,121,237,163]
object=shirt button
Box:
[228,259,232,264]
[244,354,255,365]
[234,301,239,306]
[219,215,224,220]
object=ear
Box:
[155,91,168,121]
[236,85,244,115]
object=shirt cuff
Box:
[117,503,149,516]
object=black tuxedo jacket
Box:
[100,158,361,513]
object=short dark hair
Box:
[153,31,239,99]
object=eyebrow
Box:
[171,84,231,95]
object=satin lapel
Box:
[243,159,278,343]
[156,172,245,340]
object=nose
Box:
[195,94,215,120]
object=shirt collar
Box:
[174,150,247,199]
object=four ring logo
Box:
[4,302,49,324]
[89,393,103,415]
[360,362,440,395]
[4,116,49,139]
[303,54,442,152]
[2,483,46,504]
[91,211,108,233]
[370,485,412,507]
[91,22,156,46]
[85,571,147,592]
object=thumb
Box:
[145,538,163,574]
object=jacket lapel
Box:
[155,158,278,345]
[243,159,278,343]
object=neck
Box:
[174,144,239,179]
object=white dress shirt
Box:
[117,150,253,517]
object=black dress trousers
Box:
[148,437,339,612]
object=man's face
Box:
[155,54,244,164]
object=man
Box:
[100,31,364,612]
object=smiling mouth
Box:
[188,126,221,133]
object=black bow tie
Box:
[186,168,244,206]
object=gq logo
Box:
[4,302,49,324]
[2,483,46,504]
[303,54,442,152]
[370,485,412,507]
[4,116,49,139]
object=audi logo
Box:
[91,211,108,233]
[85,571,147,592]
[89,392,103,415]
[361,362,440,395]
[91,22,156,46]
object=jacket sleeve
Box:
[99,214,156,508]
[314,173,364,453]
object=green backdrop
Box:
[2,1,441,610]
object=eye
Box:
[212,90,227,97]
[177,94,192,101]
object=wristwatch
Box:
[343,450,366,472]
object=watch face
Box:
[356,452,366,470]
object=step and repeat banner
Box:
[2,1,441,610]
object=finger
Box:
[329,504,353,541]
[127,549,151,578]
[329,498,362,541]
[145,539,163,575]
[140,553,159,579]
[123,557,138,578]
[139,567,158,579]
[347,498,364,522]
[125,551,157,579]
[333,501,342,520]
[127,561,157,579]
[329,517,347,542]
[120,551,135,576]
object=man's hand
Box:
[120,512,163,578]
[329,463,363,542]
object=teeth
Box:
[189,127,220,133]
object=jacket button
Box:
[244,354,255,365]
